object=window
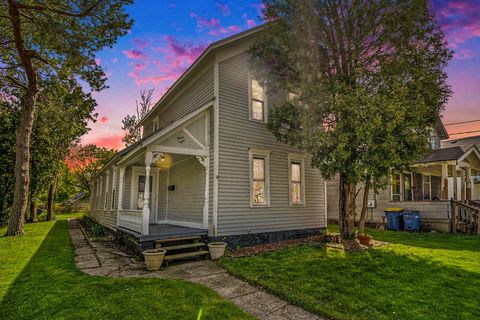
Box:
[250,77,266,122]
[250,148,270,206]
[111,167,117,210]
[391,173,401,201]
[136,175,153,210]
[423,175,431,200]
[289,154,306,205]
[403,173,413,201]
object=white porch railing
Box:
[118,210,143,233]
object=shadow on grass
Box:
[221,244,480,320]
[329,225,480,252]
[0,220,252,320]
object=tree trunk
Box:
[338,173,356,240]
[29,200,36,223]
[5,0,39,236]
[358,176,371,235]
[46,180,55,221]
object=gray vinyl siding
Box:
[142,66,214,135]
[216,51,326,236]
[166,157,205,224]
[157,170,168,221]
[91,170,117,229]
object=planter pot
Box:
[208,242,227,260]
[143,248,166,271]
[358,234,372,246]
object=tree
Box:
[122,89,155,146]
[68,144,115,196]
[1,0,133,235]
[252,0,452,239]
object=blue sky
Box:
[83,0,480,149]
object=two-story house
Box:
[90,24,327,252]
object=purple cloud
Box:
[133,38,150,49]
[123,49,148,60]
[216,2,231,16]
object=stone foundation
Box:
[210,227,327,248]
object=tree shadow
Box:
[0,219,251,320]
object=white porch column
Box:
[116,166,125,227]
[196,156,209,230]
[441,162,448,200]
[452,165,458,201]
[460,170,466,201]
[142,161,151,235]
[466,167,472,201]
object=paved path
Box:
[68,218,322,320]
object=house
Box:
[90,25,327,251]
[327,126,480,232]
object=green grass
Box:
[0,214,252,320]
[220,228,480,320]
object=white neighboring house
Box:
[90,25,327,249]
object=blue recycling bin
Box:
[403,211,420,232]
[385,208,404,230]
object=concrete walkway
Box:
[68,219,322,320]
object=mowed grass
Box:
[0,215,253,320]
[220,228,480,320]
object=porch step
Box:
[155,235,202,245]
[163,250,209,263]
[162,242,206,251]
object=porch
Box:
[117,223,208,242]
[112,105,211,238]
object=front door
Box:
[133,171,157,224]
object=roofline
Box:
[436,115,449,140]
[138,23,269,127]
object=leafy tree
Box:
[0,0,133,235]
[68,144,115,196]
[252,0,452,239]
[122,88,154,146]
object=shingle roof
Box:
[415,146,465,163]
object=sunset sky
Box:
[82,0,480,150]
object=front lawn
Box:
[0,215,252,320]
[220,229,480,320]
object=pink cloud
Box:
[434,0,480,47]
[216,2,231,16]
[99,116,109,123]
[88,134,124,150]
[246,19,256,28]
[133,38,150,49]
[454,49,475,60]
[112,58,119,63]
[189,12,241,36]
[94,58,101,66]
[123,49,147,60]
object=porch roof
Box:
[415,146,465,164]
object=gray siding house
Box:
[90,25,327,247]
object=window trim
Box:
[391,173,402,201]
[423,174,432,201]
[249,148,271,207]
[104,171,110,210]
[248,72,268,123]
[288,153,306,206]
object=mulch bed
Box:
[226,234,389,257]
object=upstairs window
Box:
[250,77,266,122]
[289,154,306,205]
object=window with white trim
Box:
[423,175,431,200]
[288,154,305,205]
[104,172,109,209]
[111,167,117,210]
[391,173,401,201]
[403,173,413,201]
[250,149,270,206]
[250,76,266,122]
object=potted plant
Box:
[207,242,227,260]
[358,234,372,246]
[143,248,166,271]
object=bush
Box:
[80,215,111,238]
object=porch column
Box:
[452,165,458,201]
[116,166,125,227]
[460,170,466,202]
[196,156,209,230]
[142,163,151,235]
[466,167,472,201]
[441,163,448,200]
